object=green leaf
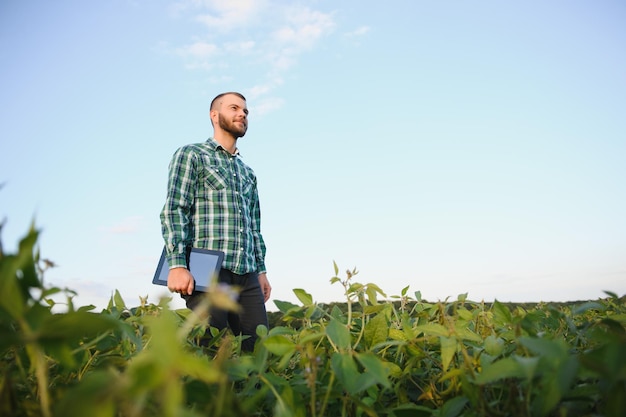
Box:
[37,311,122,344]
[0,255,26,319]
[53,369,117,417]
[440,336,457,371]
[556,355,579,393]
[17,225,41,289]
[113,289,126,310]
[273,384,301,417]
[401,316,416,340]
[263,335,296,356]
[304,304,319,319]
[389,404,433,417]
[530,356,579,417]
[604,314,626,325]
[572,301,604,315]
[273,300,300,314]
[331,352,360,394]
[226,355,258,380]
[293,288,313,306]
[268,326,296,336]
[492,300,512,324]
[355,352,391,389]
[389,328,407,341]
[299,331,325,345]
[415,323,449,338]
[330,305,345,320]
[483,335,505,356]
[474,357,523,384]
[40,286,63,299]
[128,313,221,385]
[456,307,474,321]
[366,283,386,297]
[382,360,404,378]
[256,323,269,337]
[364,312,388,348]
[439,368,464,383]
[347,282,364,293]
[363,304,387,315]
[366,286,380,305]
[514,356,540,380]
[439,396,468,417]
[326,318,351,350]
[455,326,482,343]
[519,336,568,360]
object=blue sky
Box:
[1,0,625,311]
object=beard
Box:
[218,113,247,138]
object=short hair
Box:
[210,92,246,111]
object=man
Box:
[160,92,271,352]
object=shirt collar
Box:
[206,137,241,156]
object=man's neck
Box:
[213,132,238,154]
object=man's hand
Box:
[258,273,272,302]
[167,267,195,295]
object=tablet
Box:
[152,247,225,292]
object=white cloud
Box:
[248,83,273,98]
[195,0,267,31]
[272,7,335,50]
[176,40,219,58]
[264,6,335,72]
[245,79,284,114]
[345,26,370,37]
[175,40,220,70]
[171,0,264,20]
[253,96,285,116]
[223,40,256,54]
[168,1,336,113]
[204,74,235,84]
[247,76,283,99]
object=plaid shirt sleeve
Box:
[160,145,198,269]
[250,182,267,274]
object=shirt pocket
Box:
[200,156,228,191]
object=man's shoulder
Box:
[175,140,217,155]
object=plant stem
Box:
[318,373,335,417]
[33,345,51,417]
[20,318,51,417]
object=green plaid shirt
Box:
[160,137,266,275]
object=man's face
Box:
[216,95,248,138]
